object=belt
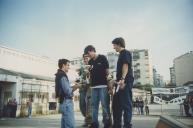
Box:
[64,97,73,100]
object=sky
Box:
[0,0,193,80]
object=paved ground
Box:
[0,112,159,128]
[174,116,193,128]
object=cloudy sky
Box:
[0,0,193,80]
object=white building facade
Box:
[107,50,153,86]
[169,66,176,86]
[174,51,193,86]
[0,45,57,117]
[107,52,118,78]
[131,49,153,86]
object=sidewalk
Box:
[133,104,193,128]
[174,116,193,128]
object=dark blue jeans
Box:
[59,99,75,128]
[91,87,110,128]
[112,83,133,128]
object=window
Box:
[145,51,148,56]
[49,102,57,110]
[133,52,140,60]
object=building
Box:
[153,67,157,86]
[0,45,82,117]
[156,74,165,87]
[107,52,118,78]
[107,50,153,86]
[169,66,176,86]
[173,51,193,86]
[0,45,58,117]
[70,57,82,67]
[131,49,153,86]
[152,66,166,87]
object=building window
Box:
[49,102,57,110]
[134,69,140,79]
[145,51,148,56]
[133,52,140,60]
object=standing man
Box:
[78,54,87,125]
[55,59,79,128]
[78,54,92,127]
[112,37,134,128]
[84,45,111,128]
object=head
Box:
[58,59,70,73]
[84,45,96,59]
[83,54,90,65]
[112,37,125,52]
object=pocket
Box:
[59,104,65,114]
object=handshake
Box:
[71,81,81,92]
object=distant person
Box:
[132,100,135,114]
[135,98,140,115]
[7,99,12,117]
[55,59,80,128]
[27,99,32,118]
[144,98,149,115]
[84,45,111,128]
[145,105,149,116]
[111,37,134,128]
[139,97,144,115]
[189,97,193,116]
[183,97,191,117]
[11,98,17,118]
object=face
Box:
[83,55,90,64]
[87,51,95,59]
[113,44,120,52]
[62,62,70,73]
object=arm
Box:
[119,63,128,89]
[122,63,128,79]
[60,77,73,97]
[106,69,109,79]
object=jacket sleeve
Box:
[60,76,73,97]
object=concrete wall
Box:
[174,52,193,86]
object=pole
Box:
[161,93,163,114]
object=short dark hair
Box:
[84,45,96,54]
[58,59,70,69]
[112,37,125,48]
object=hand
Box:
[108,88,114,95]
[108,79,114,89]
[71,84,80,92]
[118,79,125,90]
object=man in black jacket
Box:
[112,37,134,128]
[55,59,79,128]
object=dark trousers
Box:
[79,90,87,117]
[112,83,133,128]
